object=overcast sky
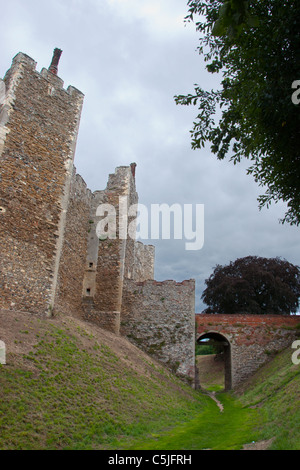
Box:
[1,0,299,312]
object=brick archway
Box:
[197,331,232,390]
[196,314,299,388]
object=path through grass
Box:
[117,392,260,450]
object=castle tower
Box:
[82,164,139,334]
[0,51,84,315]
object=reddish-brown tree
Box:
[202,256,300,315]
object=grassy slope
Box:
[236,346,300,450]
[136,344,300,451]
[0,310,299,450]
[0,311,206,450]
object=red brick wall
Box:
[196,314,299,387]
[196,314,299,346]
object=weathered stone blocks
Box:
[121,279,196,384]
[0,52,196,386]
[0,52,84,315]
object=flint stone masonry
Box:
[0,50,197,384]
[196,314,300,388]
[0,52,84,315]
[121,279,196,384]
[133,241,155,281]
[54,167,93,317]
[82,166,138,333]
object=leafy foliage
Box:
[175,0,300,225]
[195,341,218,355]
[202,255,300,314]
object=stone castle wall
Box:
[121,279,196,383]
[0,52,84,315]
[55,167,93,317]
[133,242,155,282]
[0,52,196,385]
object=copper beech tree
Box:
[202,256,300,315]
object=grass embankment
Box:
[237,346,300,450]
[0,312,206,450]
[138,345,300,451]
[0,311,299,450]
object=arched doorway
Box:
[196,332,232,391]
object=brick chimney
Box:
[48,48,63,75]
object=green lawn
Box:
[120,393,260,450]
[238,347,300,450]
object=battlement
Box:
[135,279,195,288]
[6,51,84,98]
